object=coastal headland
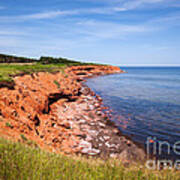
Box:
[0,54,145,163]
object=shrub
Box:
[0,54,37,63]
[5,122,13,128]
[54,80,60,88]
[20,134,28,141]
[39,56,80,65]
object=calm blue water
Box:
[86,67,180,158]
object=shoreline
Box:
[77,82,146,162]
[0,65,146,163]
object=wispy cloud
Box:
[0,0,173,22]
[76,20,155,40]
[148,12,180,27]
[80,0,167,11]
[0,0,179,24]
[0,0,179,64]
[0,9,111,22]
[20,10,78,20]
[0,10,79,22]
[0,19,156,56]
[114,0,165,11]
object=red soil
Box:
[0,65,145,162]
[0,65,122,153]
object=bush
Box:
[39,56,80,65]
[0,54,37,63]
[5,122,13,128]
[53,80,60,88]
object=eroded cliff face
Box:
[0,71,79,152]
[0,65,145,162]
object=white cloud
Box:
[0,10,79,22]
[148,12,180,27]
[114,0,165,11]
[0,19,156,56]
[0,7,120,22]
[78,0,167,11]
[20,10,78,20]
[0,9,102,22]
[76,20,155,39]
[0,0,178,22]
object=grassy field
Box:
[0,138,179,180]
[0,55,99,82]
[0,63,67,82]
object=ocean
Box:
[86,67,180,159]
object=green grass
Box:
[20,134,28,141]
[0,138,180,180]
[0,63,67,82]
[0,54,105,83]
[0,61,99,83]
[54,80,60,88]
[5,122,13,129]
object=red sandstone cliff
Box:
[0,66,121,151]
[0,65,145,162]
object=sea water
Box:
[86,67,180,159]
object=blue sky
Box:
[0,0,180,65]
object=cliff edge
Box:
[0,65,145,163]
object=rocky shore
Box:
[0,65,145,163]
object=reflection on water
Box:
[86,67,180,158]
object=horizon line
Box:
[116,64,180,67]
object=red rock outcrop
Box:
[66,65,123,79]
[0,65,122,153]
[0,65,145,162]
